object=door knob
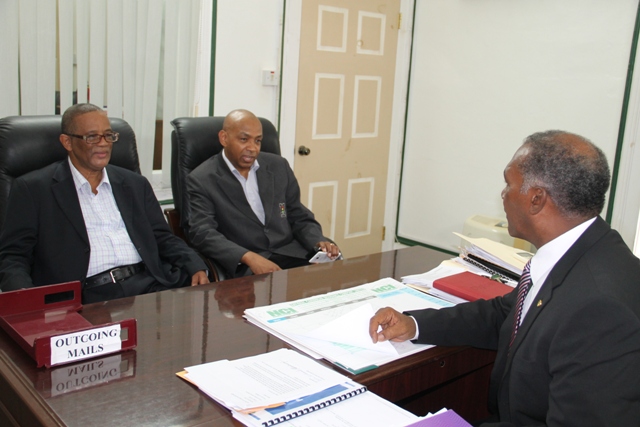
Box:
[298,146,311,156]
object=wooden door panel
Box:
[295,0,400,258]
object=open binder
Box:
[234,381,368,426]
[460,252,520,282]
[454,232,531,281]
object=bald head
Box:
[222,109,259,132]
[516,130,610,219]
[219,109,263,177]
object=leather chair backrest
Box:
[170,116,281,231]
[0,115,140,230]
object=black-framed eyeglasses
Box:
[66,132,119,144]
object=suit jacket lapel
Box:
[108,166,135,235]
[257,157,274,225]
[215,155,263,225]
[508,277,554,355]
[507,217,610,356]
[52,161,90,244]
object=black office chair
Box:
[0,115,140,232]
[166,116,281,281]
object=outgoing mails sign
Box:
[50,324,123,366]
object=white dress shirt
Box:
[69,159,142,277]
[519,217,596,324]
[412,217,596,338]
[222,150,266,225]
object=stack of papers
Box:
[401,232,532,303]
[401,261,473,304]
[179,348,422,427]
[401,261,467,288]
[403,264,511,304]
[244,278,452,374]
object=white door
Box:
[287,0,401,258]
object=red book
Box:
[433,272,513,302]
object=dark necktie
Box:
[509,260,532,349]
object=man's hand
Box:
[241,251,282,275]
[369,307,417,343]
[316,241,341,259]
[191,270,210,286]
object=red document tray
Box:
[0,281,137,368]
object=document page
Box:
[401,261,467,287]
[183,349,349,412]
[304,304,396,354]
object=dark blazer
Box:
[186,152,327,276]
[408,217,640,426]
[0,160,206,293]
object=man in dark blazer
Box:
[0,103,209,303]
[186,109,340,278]
[369,131,640,426]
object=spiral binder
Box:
[262,385,367,426]
[461,253,520,282]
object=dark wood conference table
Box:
[0,246,496,427]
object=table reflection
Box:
[215,282,256,319]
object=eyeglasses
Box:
[66,132,119,144]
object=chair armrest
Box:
[164,207,187,241]
[199,256,226,282]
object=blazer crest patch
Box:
[279,203,287,218]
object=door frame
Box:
[611,3,640,251]
[279,0,416,251]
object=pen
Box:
[237,402,286,414]
[490,274,507,284]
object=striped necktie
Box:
[509,260,532,349]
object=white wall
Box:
[213,0,640,253]
[397,0,639,252]
[213,0,284,126]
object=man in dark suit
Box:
[186,109,340,278]
[0,103,209,303]
[369,131,640,426]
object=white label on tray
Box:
[50,325,122,366]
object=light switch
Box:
[262,70,279,86]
